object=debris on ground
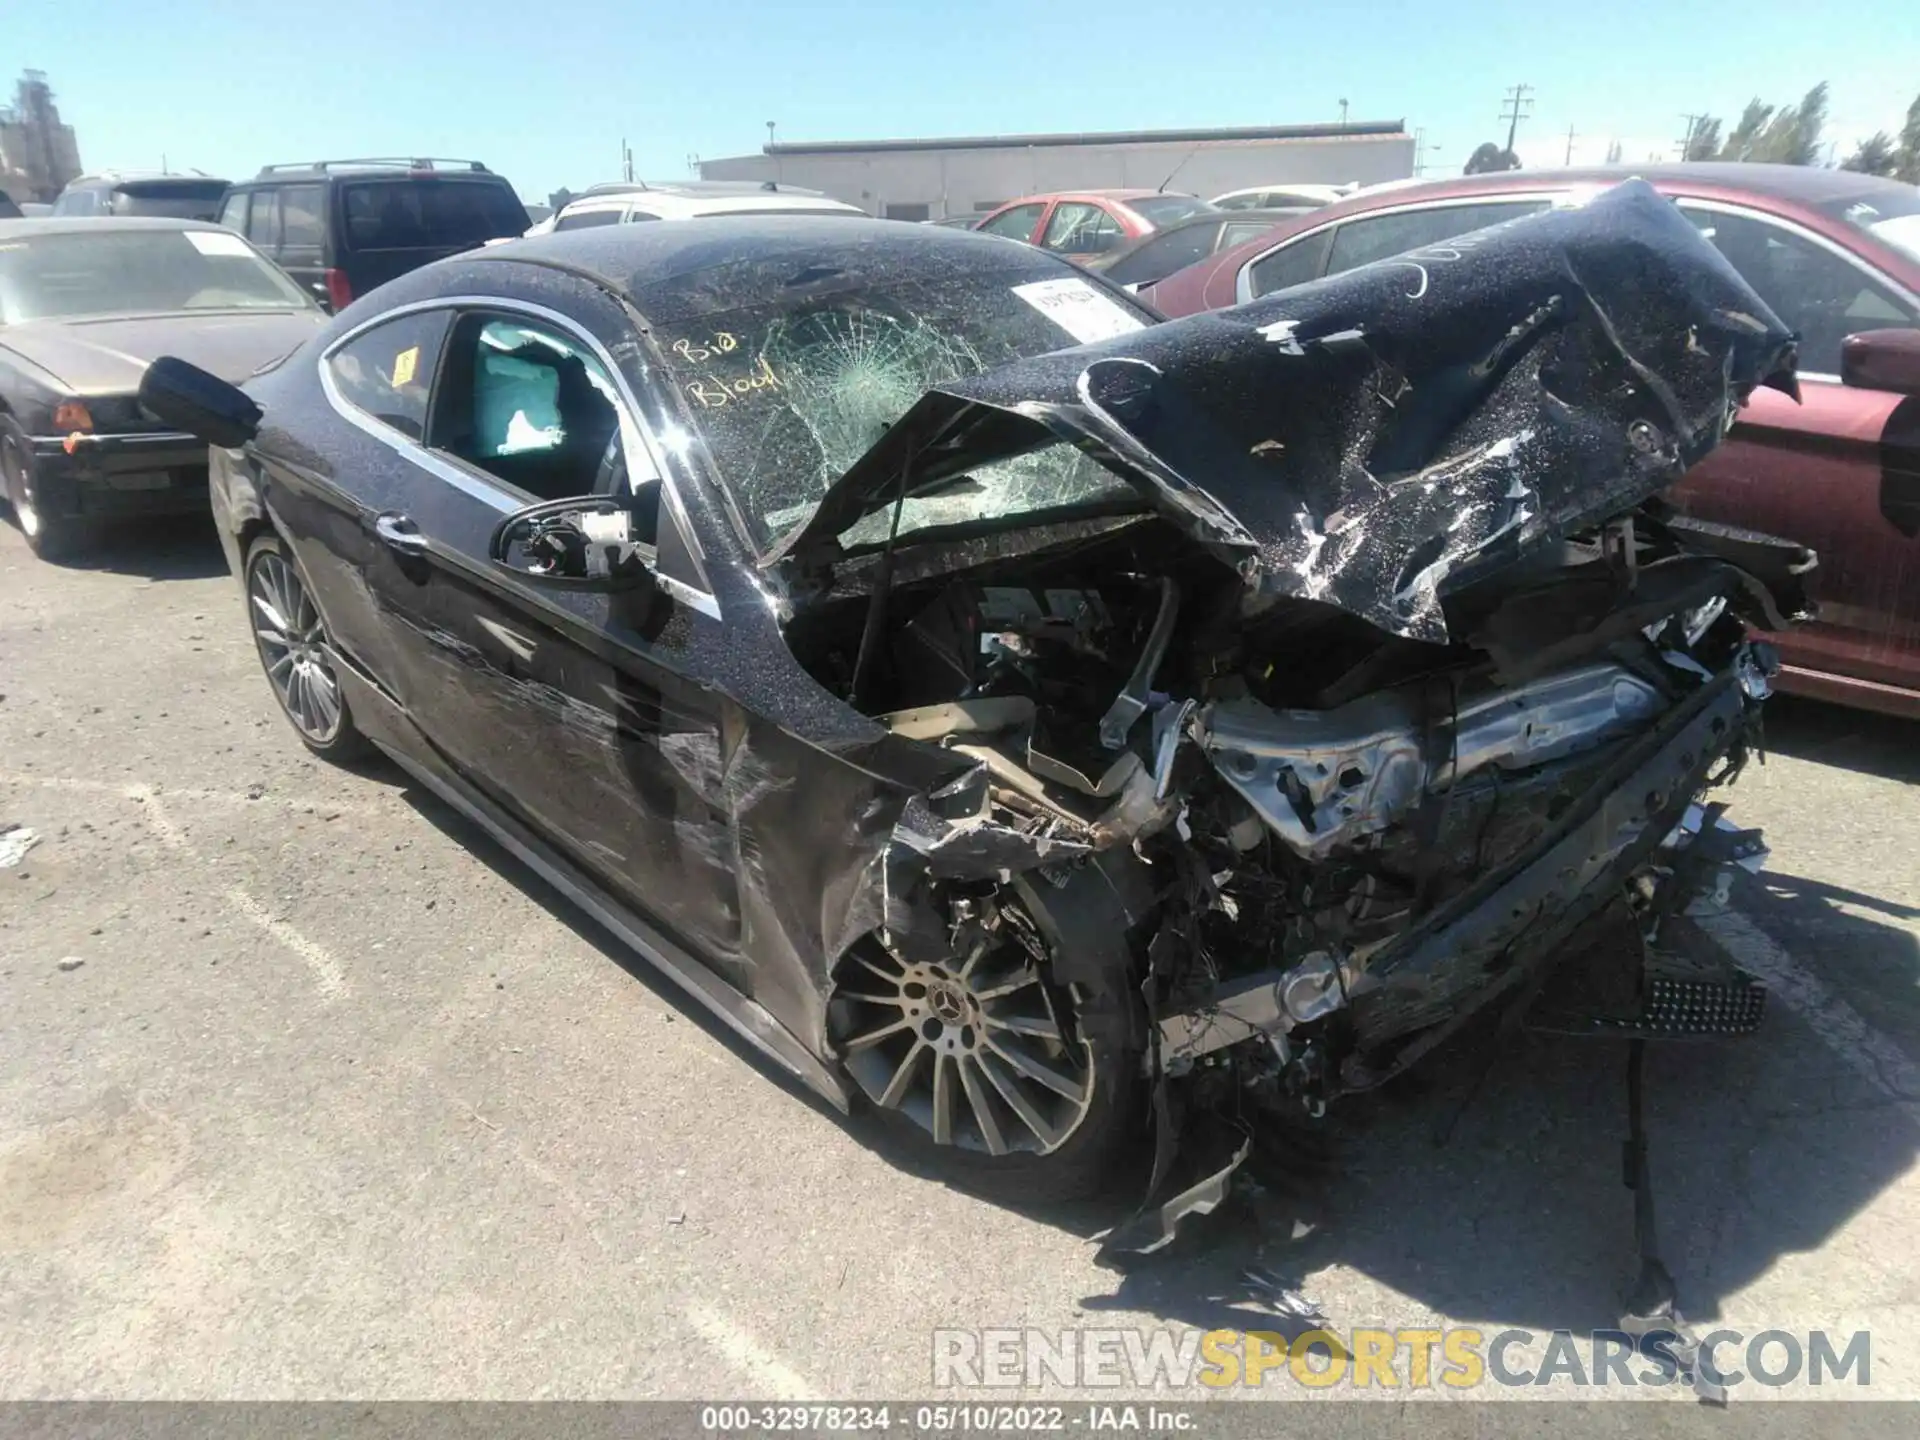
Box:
[1241,1267,1329,1326]
[0,824,40,869]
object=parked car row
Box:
[4,159,1918,722]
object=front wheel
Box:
[244,533,367,762]
[3,438,84,561]
[829,913,1141,1204]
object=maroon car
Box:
[1150,164,1920,717]
[974,190,1214,264]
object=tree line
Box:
[1464,84,1920,180]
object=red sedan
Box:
[974,189,1213,264]
[1149,164,1920,719]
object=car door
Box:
[275,182,328,305]
[1039,200,1127,263]
[977,201,1046,245]
[243,187,293,292]
[1669,201,1920,697]
[215,189,250,235]
[322,291,743,955]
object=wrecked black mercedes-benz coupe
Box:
[141,181,1803,1211]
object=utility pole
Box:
[621,139,633,183]
[1414,127,1441,175]
[1499,83,1533,155]
[1338,97,1349,127]
[1563,124,1576,165]
[1677,113,1707,160]
[766,120,777,151]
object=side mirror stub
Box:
[489,495,659,593]
[137,356,262,449]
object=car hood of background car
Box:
[0,309,323,397]
[771,180,1798,643]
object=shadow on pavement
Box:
[1761,694,1920,785]
[375,761,862,1138]
[39,514,231,582]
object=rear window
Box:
[1104,223,1217,286]
[341,179,528,251]
[1324,200,1548,276]
[553,207,624,231]
[108,180,230,220]
[1817,184,1920,269]
[1128,195,1214,226]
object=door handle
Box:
[374,511,430,556]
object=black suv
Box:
[50,172,232,220]
[215,158,529,312]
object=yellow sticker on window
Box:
[392,346,419,387]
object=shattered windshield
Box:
[643,246,1150,553]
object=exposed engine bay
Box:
[791,500,1797,1118]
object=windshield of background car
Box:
[0,228,312,323]
[639,240,1151,553]
[341,179,529,250]
[1822,185,1920,267]
[108,180,230,219]
[1128,195,1214,226]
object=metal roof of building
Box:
[753,121,1408,156]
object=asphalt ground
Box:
[3,514,1917,1424]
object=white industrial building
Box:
[699,121,1413,222]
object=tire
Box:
[243,532,368,763]
[830,927,1143,1205]
[2,436,85,562]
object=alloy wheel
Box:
[249,550,343,743]
[832,936,1096,1156]
[3,443,40,539]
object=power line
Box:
[1677,113,1708,160]
[1499,84,1534,154]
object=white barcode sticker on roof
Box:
[1011,277,1146,345]
[184,229,253,257]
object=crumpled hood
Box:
[0,309,323,398]
[772,180,1798,642]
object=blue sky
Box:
[8,0,1916,201]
